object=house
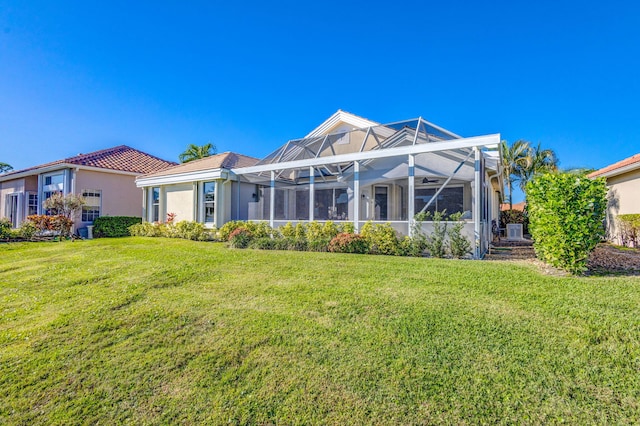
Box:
[135,152,260,225]
[137,111,503,258]
[0,145,175,229]
[588,153,640,244]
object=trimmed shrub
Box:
[174,221,211,241]
[26,215,54,232]
[617,214,640,247]
[280,222,296,238]
[398,236,425,257]
[422,211,448,258]
[526,173,607,274]
[228,227,252,248]
[93,216,142,237]
[219,221,273,241]
[328,233,369,254]
[249,237,278,250]
[308,237,331,252]
[129,222,164,237]
[360,222,401,255]
[18,221,37,240]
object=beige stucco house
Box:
[135,152,260,226]
[0,145,175,229]
[589,153,640,244]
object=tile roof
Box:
[588,153,640,178]
[1,145,176,178]
[141,152,260,178]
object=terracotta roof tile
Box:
[1,145,176,178]
[141,152,260,178]
[588,153,640,178]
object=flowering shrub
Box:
[328,233,369,254]
[228,227,253,248]
[26,215,55,232]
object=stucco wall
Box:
[75,170,143,222]
[165,184,195,223]
[0,178,25,222]
[605,168,640,243]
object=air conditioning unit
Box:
[506,223,523,241]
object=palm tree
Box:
[0,162,13,173]
[179,143,217,163]
[500,139,530,209]
[519,142,558,191]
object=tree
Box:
[518,142,558,191]
[500,139,530,209]
[179,143,217,163]
[0,162,13,173]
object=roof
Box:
[140,152,260,179]
[1,145,175,180]
[588,153,640,178]
[501,202,526,211]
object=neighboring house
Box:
[0,145,175,229]
[588,153,640,244]
[137,110,503,258]
[135,152,260,226]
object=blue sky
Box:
[1,1,639,201]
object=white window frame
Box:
[81,189,102,222]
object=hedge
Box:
[93,216,142,238]
[526,173,607,274]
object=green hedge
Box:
[93,216,142,238]
[526,173,607,274]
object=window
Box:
[152,187,160,222]
[43,191,62,215]
[27,193,38,216]
[415,187,464,217]
[81,190,101,222]
[203,182,215,223]
[314,188,348,220]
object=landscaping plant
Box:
[526,173,608,274]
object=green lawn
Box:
[1,238,639,425]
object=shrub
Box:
[43,193,85,237]
[0,218,11,239]
[341,222,355,234]
[294,223,306,240]
[219,221,273,241]
[280,222,296,238]
[93,216,142,238]
[218,221,246,241]
[18,221,37,240]
[228,227,252,248]
[321,221,340,240]
[526,173,607,274]
[307,237,331,252]
[398,236,425,257]
[360,222,401,255]
[423,211,448,258]
[249,237,278,250]
[305,221,323,241]
[174,221,210,241]
[617,214,640,248]
[26,215,54,232]
[129,222,164,237]
[447,212,472,258]
[328,233,369,254]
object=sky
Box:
[1,1,639,201]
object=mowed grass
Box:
[1,238,640,425]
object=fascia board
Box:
[594,162,640,179]
[136,169,227,187]
[233,134,500,175]
[0,163,139,182]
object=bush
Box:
[447,212,472,258]
[0,218,11,239]
[26,215,54,232]
[422,211,448,258]
[527,173,607,274]
[228,227,253,248]
[18,221,37,240]
[398,236,425,257]
[307,237,331,252]
[93,216,142,238]
[219,221,273,241]
[129,222,164,237]
[617,214,640,248]
[328,233,369,254]
[174,221,210,241]
[249,237,278,250]
[360,222,401,255]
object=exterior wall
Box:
[165,183,196,223]
[75,170,143,225]
[231,181,258,221]
[0,178,26,226]
[604,168,640,244]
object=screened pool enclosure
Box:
[232,116,502,258]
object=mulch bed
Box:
[587,244,640,275]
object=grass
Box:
[1,237,640,424]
